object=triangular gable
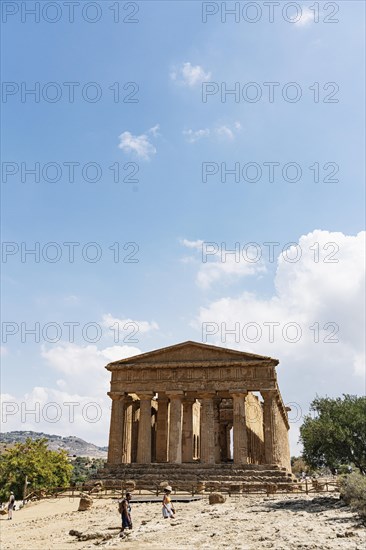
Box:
[106,341,278,369]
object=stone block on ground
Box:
[209,492,226,504]
[78,493,93,511]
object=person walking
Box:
[162,486,175,519]
[118,492,132,535]
[7,492,15,520]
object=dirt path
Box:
[2,494,365,549]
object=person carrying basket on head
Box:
[162,486,175,519]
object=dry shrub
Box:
[339,473,366,520]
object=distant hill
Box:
[0,431,108,458]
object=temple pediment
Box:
[106,341,278,370]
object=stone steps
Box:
[89,462,295,490]
[102,463,284,471]
[100,468,290,478]
[100,472,291,482]
[101,463,285,471]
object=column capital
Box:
[136,392,154,401]
[230,389,248,397]
[108,392,126,401]
[166,390,184,398]
[199,391,217,400]
[261,390,278,401]
[182,396,196,405]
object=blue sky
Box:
[1,1,365,452]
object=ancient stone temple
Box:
[99,341,293,489]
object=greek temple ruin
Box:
[98,342,292,488]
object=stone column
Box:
[232,391,248,465]
[121,396,133,463]
[200,393,216,464]
[261,390,280,465]
[151,409,157,462]
[136,393,153,464]
[131,401,139,463]
[182,398,195,463]
[168,392,183,463]
[156,394,169,463]
[107,392,125,464]
[213,398,221,463]
[219,422,228,462]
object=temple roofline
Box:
[106,340,279,371]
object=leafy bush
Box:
[339,473,366,520]
[0,438,72,501]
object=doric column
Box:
[168,391,183,463]
[182,398,195,462]
[122,397,133,463]
[156,394,169,463]
[107,392,125,464]
[136,393,153,464]
[213,398,221,463]
[261,390,280,465]
[232,391,248,465]
[219,422,228,462]
[200,393,216,464]
[131,400,139,463]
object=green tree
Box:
[300,395,366,474]
[70,457,105,484]
[0,438,72,501]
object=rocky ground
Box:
[1,493,365,549]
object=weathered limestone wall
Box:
[274,399,291,472]
[245,392,265,464]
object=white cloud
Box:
[197,259,266,289]
[40,342,141,397]
[102,313,159,336]
[184,121,242,143]
[193,230,365,454]
[148,124,160,137]
[195,230,365,368]
[1,386,111,447]
[1,313,158,444]
[183,128,210,143]
[215,121,242,140]
[171,62,211,87]
[0,343,143,445]
[180,239,205,250]
[295,7,314,26]
[215,125,235,140]
[181,239,266,288]
[118,130,157,160]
